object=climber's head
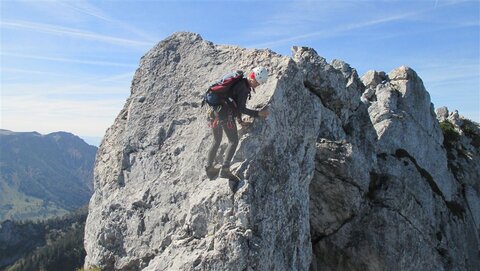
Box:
[248,66,268,88]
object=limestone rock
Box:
[361,70,387,89]
[360,70,387,104]
[84,32,480,271]
[436,106,449,122]
[85,32,320,271]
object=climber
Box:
[205,66,269,179]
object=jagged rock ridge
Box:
[84,32,479,271]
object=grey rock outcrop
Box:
[436,106,449,122]
[84,32,479,271]
[360,70,387,104]
[436,107,468,135]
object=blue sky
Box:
[1,0,479,146]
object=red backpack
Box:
[203,70,244,106]
[209,70,244,93]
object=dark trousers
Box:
[207,116,238,168]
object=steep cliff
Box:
[84,32,479,271]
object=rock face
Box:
[84,32,479,271]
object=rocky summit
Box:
[84,32,479,271]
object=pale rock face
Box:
[360,70,386,104]
[84,32,480,271]
[85,33,321,271]
[366,66,457,201]
[361,70,386,89]
[436,106,449,122]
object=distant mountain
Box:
[0,206,88,270]
[0,129,97,222]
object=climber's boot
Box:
[205,165,220,180]
[219,167,237,179]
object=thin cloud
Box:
[248,10,421,49]
[2,82,131,98]
[60,71,135,91]
[248,0,468,49]
[54,0,112,22]
[412,60,480,83]
[246,0,349,39]
[2,95,122,116]
[55,0,158,42]
[2,69,135,101]
[97,72,135,83]
[1,95,125,136]
[0,20,153,48]
[1,52,137,68]
[1,68,57,75]
[365,19,480,42]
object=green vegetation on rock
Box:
[439,120,459,148]
[461,119,480,148]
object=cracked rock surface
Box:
[84,32,479,271]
